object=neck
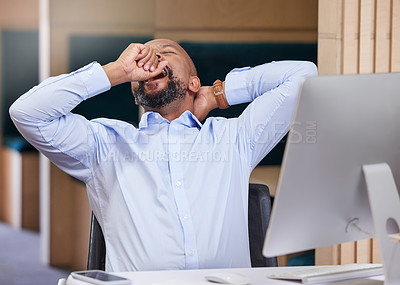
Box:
[143,94,194,122]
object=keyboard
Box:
[267,263,383,284]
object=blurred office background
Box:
[0,0,398,284]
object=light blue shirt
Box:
[10,60,317,272]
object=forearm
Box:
[231,61,317,168]
[10,62,110,128]
[224,61,318,105]
[9,62,110,156]
[9,62,111,181]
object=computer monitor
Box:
[263,72,400,284]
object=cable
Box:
[345,218,374,237]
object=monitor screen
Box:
[263,72,400,258]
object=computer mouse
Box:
[205,272,250,285]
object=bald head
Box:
[145,39,197,77]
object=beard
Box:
[133,66,187,109]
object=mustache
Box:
[133,66,187,109]
[138,65,173,86]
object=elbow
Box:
[9,83,42,124]
[9,99,21,122]
[9,96,27,121]
[301,61,318,77]
[9,97,31,125]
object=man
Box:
[10,39,317,271]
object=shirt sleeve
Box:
[9,62,112,182]
[224,61,318,170]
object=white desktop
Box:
[263,72,400,285]
[63,73,400,285]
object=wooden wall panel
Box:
[155,0,317,29]
[318,0,398,266]
[50,0,155,75]
[356,0,376,264]
[153,30,317,43]
[0,0,39,222]
[339,0,359,264]
[0,149,38,231]
[0,0,38,29]
[372,0,391,264]
[71,180,91,271]
[356,239,372,263]
[49,165,74,266]
[359,0,376,74]
[155,0,318,43]
[391,0,400,71]
[315,245,340,265]
[372,238,382,263]
[317,0,343,75]
[375,0,391,73]
[48,166,91,270]
[1,148,13,224]
[342,0,359,75]
[249,166,280,196]
[340,242,356,264]
[21,152,40,231]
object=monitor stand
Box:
[363,163,400,285]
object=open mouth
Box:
[145,67,169,83]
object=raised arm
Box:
[194,61,317,169]
[9,44,167,182]
[230,61,318,169]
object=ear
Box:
[131,81,139,91]
[131,82,139,105]
[188,76,201,93]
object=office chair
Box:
[248,183,277,267]
[87,212,106,271]
[87,183,277,270]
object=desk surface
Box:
[65,266,384,285]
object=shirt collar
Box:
[139,110,203,130]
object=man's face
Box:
[132,39,195,108]
[134,66,187,108]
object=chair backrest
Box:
[87,213,106,270]
[87,183,277,270]
[248,183,277,267]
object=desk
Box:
[64,267,384,285]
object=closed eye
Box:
[161,51,177,55]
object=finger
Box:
[145,52,158,72]
[148,60,168,77]
[137,47,155,70]
[145,50,158,71]
[131,60,168,82]
[135,46,150,67]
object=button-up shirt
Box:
[10,60,317,272]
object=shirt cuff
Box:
[224,66,252,106]
[75,62,111,100]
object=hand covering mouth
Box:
[145,67,169,83]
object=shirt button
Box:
[183,215,189,220]
[154,115,159,120]
[176,181,182,187]
[87,70,93,75]
[172,152,178,158]
[188,250,194,255]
